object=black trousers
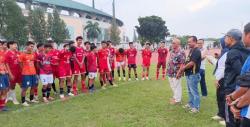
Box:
[241,118,250,127]
[217,79,225,119]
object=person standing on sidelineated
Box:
[177,36,202,113]
[167,38,186,105]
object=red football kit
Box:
[86,52,97,73]
[157,48,168,68]
[5,50,22,84]
[108,47,115,70]
[50,49,60,78]
[142,49,152,67]
[72,46,86,75]
[126,48,137,65]
[58,49,72,78]
[97,48,110,73]
[36,52,53,75]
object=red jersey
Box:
[37,52,53,74]
[86,52,97,72]
[50,49,60,65]
[142,49,152,64]
[108,47,116,59]
[126,48,137,64]
[5,50,21,73]
[73,46,85,66]
[116,50,126,62]
[0,50,7,74]
[157,48,168,63]
[97,48,110,69]
[58,49,72,66]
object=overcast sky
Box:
[74,0,250,39]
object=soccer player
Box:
[34,43,44,101]
[84,41,91,54]
[86,44,98,92]
[19,41,39,106]
[72,36,87,95]
[58,42,74,100]
[116,48,126,81]
[48,40,59,94]
[0,41,13,111]
[5,41,21,105]
[156,41,168,80]
[36,43,54,103]
[126,42,138,81]
[97,41,116,89]
[141,42,152,80]
[107,41,116,79]
[2,41,8,52]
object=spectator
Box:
[177,36,202,113]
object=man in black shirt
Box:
[177,36,201,113]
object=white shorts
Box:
[40,74,54,85]
[116,61,125,67]
[88,72,97,79]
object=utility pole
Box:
[112,0,116,26]
[92,0,95,9]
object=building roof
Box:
[32,0,123,26]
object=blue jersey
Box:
[239,56,250,119]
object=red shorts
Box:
[10,71,22,85]
[157,61,166,68]
[52,66,59,78]
[99,66,111,73]
[72,64,86,75]
[58,64,72,78]
[142,62,151,68]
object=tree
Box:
[178,35,189,48]
[109,22,121,45]
[0,0,28,46]
[135,15,169,45]
[29,7,48,43]
[50,9,70,44]
[84,21,101,42]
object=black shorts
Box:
[128,64,137,69]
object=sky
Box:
[74,0,250,39]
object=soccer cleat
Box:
[128,78,131,81]
[113,84,118,87]
[12,99,20,105]
[118,77,121,81]
[219,120,226,126]
[34,96,39,101]
[123,77,126,81]
[43,97,49,103]
[141,78,145,81]
[47,97,55,101]
[60,94,65,99]
[101,86,106,90]
[182,104,191,109]
[68,92,75,97]
[146,77,149,80]
[30,99,39,103]
[162,77,166,80]
[22,102,30,107]
[189,108,199,113]
[136,78,139,81]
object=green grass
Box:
[0,64,221,127]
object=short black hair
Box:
[145,42,151,46]
[63,43,69,48]
[90,44,97,51]
[47,40,55,44]
[244,22,250,34]
[129,42,133,45]
[7,41,17,48]
[160,41,166,44]
[44,43,52,48]
[101,40,107,44]
[26,41,35,46]
[68,41,75,46]
[37,43,44,49]
[119,48,124,53]
[76,36,83,41]
[84,41,91,46]
[189,36,198,42]
[107,40,112,43]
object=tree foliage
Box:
[0,0,28,45]
[135,15,169,45]
[109,22,121,45]
[84,21,101,42]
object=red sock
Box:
[142,72,145,78]
[0,99,6,109]
[162,68,166,78]
[34,87,38,96]
[81,81,88,93]
[156,68,160,79]
[73,83,78,95]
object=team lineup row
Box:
[0,37,169,110]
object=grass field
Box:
[0,64,222,127]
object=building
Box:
[16,0,126,43]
